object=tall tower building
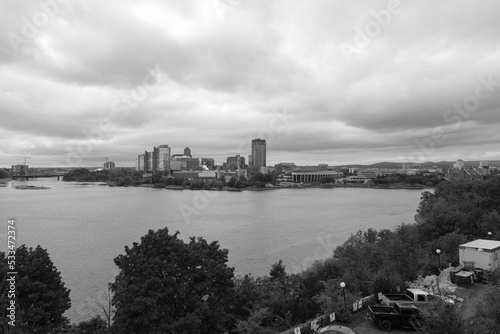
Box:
[153,145,171,173]
[251,138,266,168]
[145,151,154,173]
[104,161,115,170]
[137,154,145,171]
[184,147,191,157]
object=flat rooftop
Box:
[460,239,500,250]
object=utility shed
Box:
[459,239,500,270]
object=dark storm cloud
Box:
[0,0,499,166]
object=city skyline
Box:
[1,1,500,168]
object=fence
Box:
[279,294,378,334]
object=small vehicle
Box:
[382,288,455,307]
[368,302,422,331]
[381,288,429,306]
[316,324,360,334]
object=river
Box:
[0,178,427,323]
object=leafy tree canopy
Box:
[110,228,235,334]
[1,245,71,333]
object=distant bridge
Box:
[11,174,67,180]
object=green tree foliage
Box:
[110,228,235,334]
[151,171,166,186]
[68,315,108,334]
[312,278,362,323]
[0,168,10,178]
[472,268,500,333]
[232,272,296,331]
[318,177,334,184]
[63,168,142,186]
[269,260,287,281]
[425,232,469,269]
[108,169,143,186]
[416,176,500,240]
[63,168,110,182]
[414,301,471,334]
[235,308,278,334]
[166,177,185,186]
[0,246,71,333]
[232,259,342,333]
[248,172,274,188]
[372,173,442,187]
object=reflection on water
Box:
[1,178,426,323]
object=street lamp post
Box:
[340,282,346,308]
[436,249,441,271]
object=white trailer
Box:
[459,239,500,270]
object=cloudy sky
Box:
[1,0,499,167]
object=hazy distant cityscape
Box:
[5,137,499,185]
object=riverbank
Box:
[156,183,429,191]
[81,181,430,191]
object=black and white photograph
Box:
[1,0,500,333]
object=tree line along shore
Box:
[61,167,444,190]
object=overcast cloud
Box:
[1,0,499,167]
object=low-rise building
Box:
[291,168,343,183]
[459,239,500,270]
[344,176,370,183]
[170,160,185,171]
[218,171,238,182]
[260,166,276,174]
[12,164,29,175]
[201,158,215,170]
[357,169,381,179]
[226,155,245,170]
[173,171,198,179]
[198,171,217,179]
[277,171,292,183]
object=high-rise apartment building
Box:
[104,161,115,170]
[184,147,191,157]
[137,154,145,171]
[226,155,245,170]
[145,151,154,173]
[153,145,171,173]
[251,138,266,167]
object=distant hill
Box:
[333,160,500,169]
[367,162,403,169]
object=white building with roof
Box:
[459,239,500,270]
[291,168,343,183]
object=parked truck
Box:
[368,302,422,331]
[381,288,454,306]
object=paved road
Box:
[351,315,415,334]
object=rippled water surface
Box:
[1,178,426,322]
